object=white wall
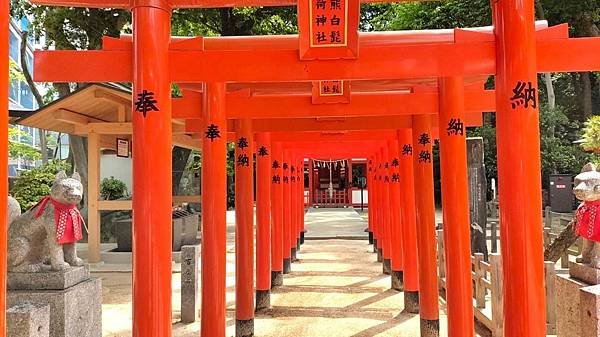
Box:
[100,154,133,193]
[352,189,368,205]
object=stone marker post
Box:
[467,137,488,259]
[181,245,200,323]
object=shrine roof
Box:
[17,83,131,134]
[16,83,200,149]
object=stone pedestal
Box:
[556,262,600,337]
[581,285,600,337]
[7,265,102,337]
[7,303,50,337]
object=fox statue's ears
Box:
[581,163,597,173]
[71,172,81,182]
[54,171,68,182]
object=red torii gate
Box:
[3,0,600,337]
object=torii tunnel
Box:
[4,0,600,336]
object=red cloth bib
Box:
[35,196,83,244]
[575,200,600,242]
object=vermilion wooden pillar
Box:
[282,150,292,273]
[255,132,272,310]
[131,4,172,337]
[374,151,383,261]
[271,143,284,287]
[413,114,440,336]
[0,1,8,335]
[388,140,404,291]
[493,1,547,336]
[397,129,420,313]
[372,155,380,252]
[234,119,255,336]
[201,82,228,337]
[290,157,298,261]
[301,158,306,243]
[381,147,392,275]
[438,76,474,337]
[366,157,374,245]
[308,159,314,208]
[347,158,353,206]
[296,158,303,249]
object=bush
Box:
[582,115,600,153]
[100,176,128,200]
[11,160,70,209]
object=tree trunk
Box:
[544,73,556,110]
[70,135,89,216]
[581,72,593,120]
[534,1,556,111]
[20,31,48,164]
[544,221,579,262]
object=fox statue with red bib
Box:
[8,171,85,272]
[574,163,600,268]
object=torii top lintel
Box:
[31,0,428,9]
[33,23,600,84]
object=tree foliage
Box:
[11,160,70,209]
[100,176,129,200]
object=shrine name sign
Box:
[298,0,359,60]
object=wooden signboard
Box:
[312,80,351,104]
[116,138,130,158]
[298,0,359,60]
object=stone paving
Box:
[304,207,369,239]
[96,207,496,336]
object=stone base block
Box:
[420,319,440,337]
[236,319,254,337]
[383,259,391,275]
[8,277,102,337]
[403,290,419,314]
[571,262,600,285]
[581,284,600,337]
[8,266,89,291]
[271,271,283,288]
[291,248,298,262]
[255,290,270,312]
[391,270,404,291]
[556,274,587,337]
[373,239,378,253]
[376,248,383,262]
[283,258,291,274]
[7,303,50,337]
[368,231,373,245]
[296,238,301,251]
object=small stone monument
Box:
[556,163,600,337]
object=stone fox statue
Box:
[574,163,600,268]
[8,171,85,272]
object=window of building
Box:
[9,29,19,62]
